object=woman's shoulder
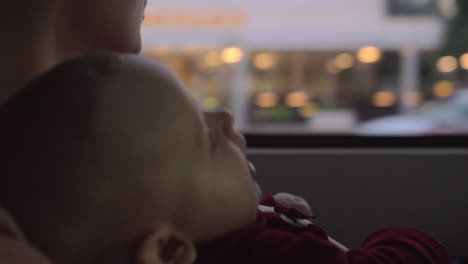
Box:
[0,206,52,264]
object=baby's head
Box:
[0,53,259,264]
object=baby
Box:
[0,53,450,264]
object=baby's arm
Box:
[272,193,349,251]
[251,225,449,264]
[270,194,449,262]
[198,194,449,264]
[347,226,450,263]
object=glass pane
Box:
[142,0,468,135]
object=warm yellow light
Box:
[285,92,308,108]
[372,91,396,107]
[325,60,341,74]
[253,53,277,70]
[202,51,221,68]
[298,103,319,117]
[437,56,458,73]
[335,53,355,70]
[403,91,423,107]
[202,97,221,109]
[256,92,279,108]
[221,47,243,64]
[433,81,455,98]
[357,46,382,64]
[460,53,468,70]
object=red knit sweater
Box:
[196,195,450,264]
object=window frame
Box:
[245,134,468,148]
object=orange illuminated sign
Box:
[143,10,247,28]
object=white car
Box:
[355,89,468,136]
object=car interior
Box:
[247,136,468,261]
[140,0,468,261]
[2,0,467,263]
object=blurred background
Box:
[141,0,468,136]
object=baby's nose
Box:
[210,110,246,152]
[216,110,234,130]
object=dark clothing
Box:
[196,195,450,264]
[0,206,51,264]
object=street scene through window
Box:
[142,0,468,136]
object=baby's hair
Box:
[0,53,143,264]
[0,52,122,196]
[0,52,121,139]
[0,53,188,264]
[0,53,123,196]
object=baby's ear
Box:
[137,225,197,264]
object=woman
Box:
[0,0,147,104]
[0,1,147,263]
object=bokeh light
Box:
[286,92,308,108]
[459,53,468,70]
[253,53,278,70]
[256,92,279,108]
[436,56,458,73]
[202,51,221,68]
[433,80,455,98]
[357,46,382,64]
[202,97,221,109]
[372,91,396,107]
[335,53,355,70]
[221,47,243,64]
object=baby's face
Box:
[188,109,260,241]
[100,55,259,242]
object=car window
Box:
[463,107,468,118]
[141,0,468,137]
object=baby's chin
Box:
[255,182,263,203]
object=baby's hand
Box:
[273,193,349,251]
[273,192,313,216]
